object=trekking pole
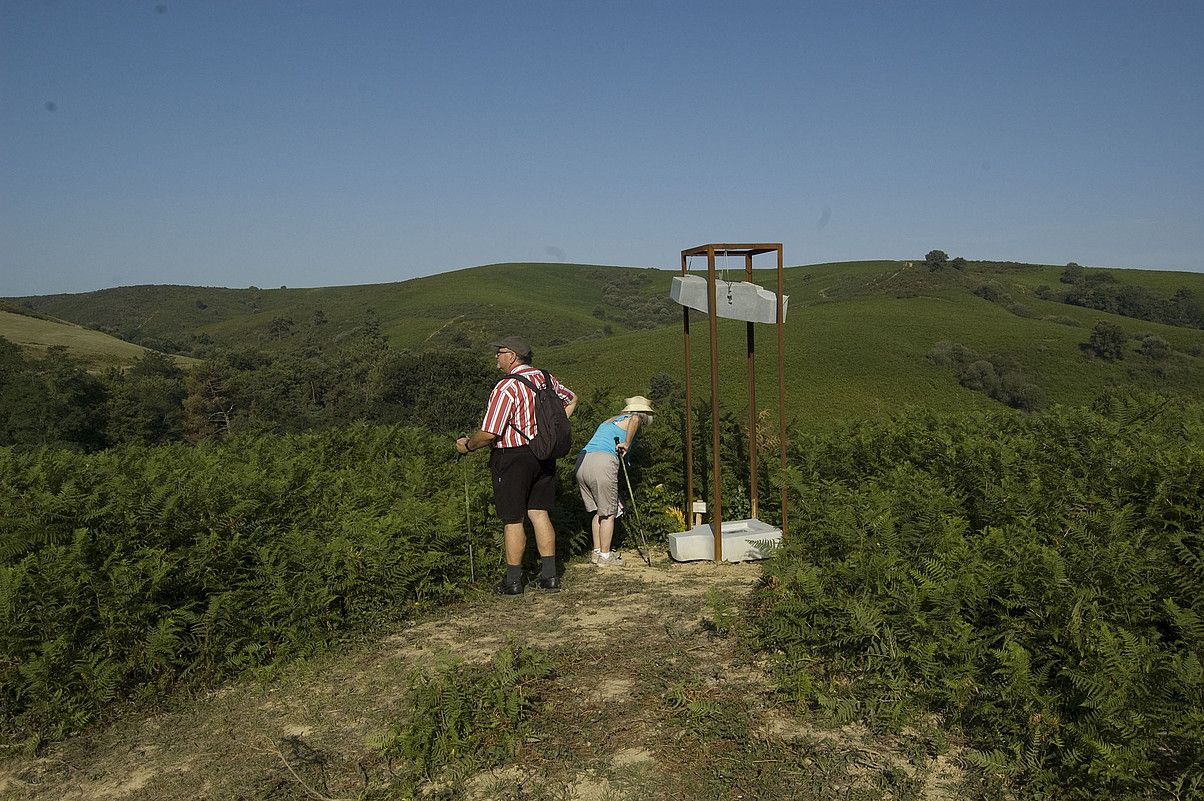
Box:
[458,437,475,583]
[615,437,652,566]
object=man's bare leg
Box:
[527,509,556,556]
[504,521,527,565]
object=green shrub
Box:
[1083,321,1128,360]
[927,342,1045,411]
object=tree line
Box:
[1046,264,1204,329]
[0,327,497,451]
[921,249,1204,331]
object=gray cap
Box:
[490,335,532,359]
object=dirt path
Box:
[0,557,965,801]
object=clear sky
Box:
[3,1,1202,296]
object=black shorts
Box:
[490,445,557,523]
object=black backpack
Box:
[501,370,572,460]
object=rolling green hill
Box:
[5,264,677,355]
[7,260,1204,426]
[551,260,1204,425]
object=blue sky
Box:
[3,1,1202,296]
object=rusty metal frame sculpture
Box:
[679,243,789,562]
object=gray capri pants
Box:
[575,451,621,516]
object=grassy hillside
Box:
[0,309,196,370]
[6,264,676,355]
[555,261,1204,426]
[7,260,1204,426]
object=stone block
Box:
[668,518,782,562]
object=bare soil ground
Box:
[0,555,970,801]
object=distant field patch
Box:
[0,310,195,369]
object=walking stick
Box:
[615,437,652,565]
[458,439,475,582]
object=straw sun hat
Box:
[622,395,654,413]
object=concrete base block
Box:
[667,518,782,562]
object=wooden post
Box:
[746,252,758,519]
[706,246,723,563]
[681,250,694,534]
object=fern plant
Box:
[750,397,1204,799]
[374,642,555,796]
[1,422,487,747]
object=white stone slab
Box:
[668,517,782,562]
[669,274,788,324]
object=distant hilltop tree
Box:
[1061,263,1085,284]
[925,250,949,271]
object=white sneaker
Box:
[590,548,602,565]
[597,551,623,566]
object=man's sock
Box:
[541,555,556,579]
[505,564,523,585]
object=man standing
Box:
[456,336,577,595]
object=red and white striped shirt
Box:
[481,364,576,449]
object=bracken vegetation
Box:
[0,424,495,749]
[5,386,1201,800]
[750,392,1204,800]
[370,642,555,798]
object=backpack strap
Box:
[499,372,538,392]
[496,370,549,442]
[498,370,552,394]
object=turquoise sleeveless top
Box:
[581,414,638,460]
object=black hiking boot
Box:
[493,576,524,596]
